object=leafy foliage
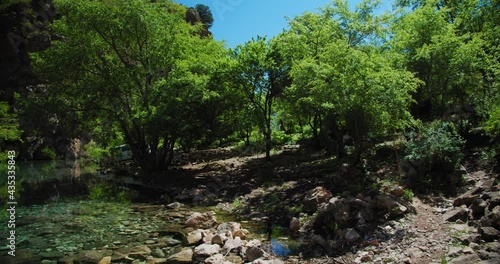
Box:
[405,121,465,172]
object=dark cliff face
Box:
[0,0,55,102]
[185,8,212,38]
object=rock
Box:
[153,248,166,258]
[129,245,152,260]
[345,228,361,244]
[146,256,168,264]
[485,192,500,208]
[167,248,193,264]
[76,250,113,263]
[233,230,247,240]
[186,230,204,245]
[212,234,226,246]
[194,244,221,260]
[492,206,500,226]
[185,212,217,229]
[449,252,481,264]
[471,199,488,217]
[479,226,500,242]
[303,187,333,213]
[375,194,408,218]
[225,255,244,264]
[223,237,245,254]
[98,256,112,264]
[312,235,329,250]
[205,254,224,264]
[246,239,262,248]
[251,259,285,264]
[166,202,184,210]
[246,246,266,262]
[391,186,405,197]
[290,217,301,233]
[443,207,469,222]
[202,231,215,244]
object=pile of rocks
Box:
[440,171,500,262]
[299,186,414,257]
[166,212,284,264]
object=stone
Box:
[186,230,204,245]
[448,252,481,264]
[233,230,247,240]
[129,245,152,260]
[77,250,113,263]
[246,247,266,262]
[479,226,500,242]
[225,255,244,264]
[470,199,488,217]
[391,186,405,197]
[443,207,469,222]
[166,202,184,209]
[491,205,500,226]
[153,248,166,258]
[289,217,301,233]
[194,244,221,260]
[345,228,361,244]
[185,212,217,229]
[303,187,333,213]
[223,237,245,254]
[167,249,193,264]
[205,254,224,264]
[212,234,226,246]
[98,256,112,264]
[375,194,408,218]
[246,239,262,248]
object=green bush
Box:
[405,121,465,171]
[83,141,110,161]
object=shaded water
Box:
[0,160,300,262]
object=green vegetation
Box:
[89,183,136,204]
[402,189,414,202]
[0,0,495,191]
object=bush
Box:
[404,121,465,187]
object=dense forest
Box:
[0,0,499,263]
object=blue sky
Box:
[175,0,393,48]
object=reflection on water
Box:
[0,160,98,206]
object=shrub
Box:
[404,121,465,187]
[402,189,414,201]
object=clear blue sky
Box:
[175,0,393,48]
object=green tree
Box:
[32,0,226,177]
[195,4,214,29]
[232,36,290,161]
[280,0,419,162]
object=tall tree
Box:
[232,36,290,161]
[32,0,226,178]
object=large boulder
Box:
[443,207,469,222]
[479,226,500,242]
[185,212,217,229]
[303,187,333,213]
